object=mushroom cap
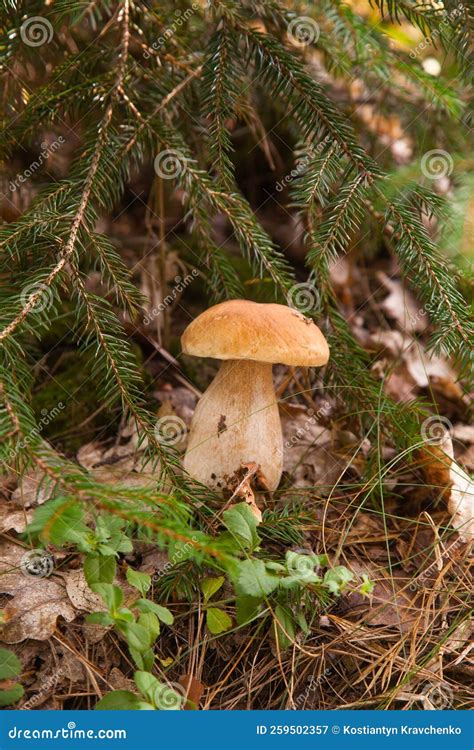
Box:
[181,300,329,366]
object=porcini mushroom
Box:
[181,300,329,491]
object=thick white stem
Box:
[183,359,283,490]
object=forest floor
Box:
[1,213,473,709]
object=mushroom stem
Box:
[183,359,283,490]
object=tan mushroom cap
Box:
[181,300,329,367]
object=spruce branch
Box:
[201,27,240,186]
[119,92,295,294]
[0,1,131,344]
[385,194,472,353]
[307,171,369,267]
[239,24,380,178]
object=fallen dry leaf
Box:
[453,424,474,445]
[62,569,103,612]
[340,562,422,631]
[0,506,32,533]
[20,650,86,709]
[77,439,160,487]
[404,346,457,391]
[11,470,54,508]
[279,403,352,490]
[108,667,136,693]
[377,272,428,333]
[0,541,76,643]
[0,544,109,644]
[458,444,474,472]
[154,386,197,427]
[179,674,205,710]
[223,462,263,521]
[363,328,462,404]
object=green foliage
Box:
[1,0,471,477]
[95,671,184,711]
[206,607,233,635]
[273,603,296,651]
[1,0,471,481]
[86,568,174,673]
[0,648,24,707]
[222,503,261,550]
[201,575,225,603]
[0,0,470,710]
[323,565,354,595]
[359,573,376,597]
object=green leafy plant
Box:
[86,566,174,673]
[214,504,358,646]
[0,648,24,707]
[95,671,184,711]
[0,0,470,711]
[201,575,233,635]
